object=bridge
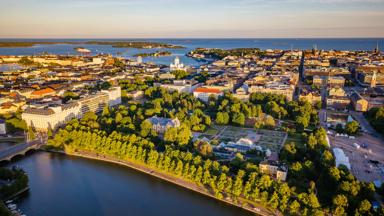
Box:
[0,142,41,162]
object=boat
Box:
[74,47,91,53]
[7,203,17,210]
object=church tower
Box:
[371,71,377,88]
[374,42,380,54]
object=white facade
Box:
[102,86,122,107]
[193,88,223,103]
[147,116,180,134]
[333,148,351,170]
[160,80,199,93]
[0,120,6,135]
[170,57,185,71]
[22,88,122,132]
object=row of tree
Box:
[0,167,29,200]
[50,127,328,215]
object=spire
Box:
[371,71,377,88]
[376,42,380,53]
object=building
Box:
[329,87,346,97]
[313,76,345,88]
[158,73,176,80]
[0,119,6,135]
[216,138,260,153]
[147,116,180,134]
[170,57,186,71]
[160,80,200,93]
[248,85,295,101]
[333,148,351,170]
[22,88,122,132]
[101,86,121,107]
[326,96,350,110]
[30,88,56,99]
[193,87,223,102]
[126,90,144,100]
[259,160,288,181]
[326,112,353,128]
[299,90,321,106]
[350,91,369,112]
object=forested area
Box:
[0,167,29,200]
[47,87,383,215]
[0,111,27,133]
[365,107,384,136]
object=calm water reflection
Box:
[7,152,255,216]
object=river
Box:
[6,151,255,216]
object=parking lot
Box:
[329,133,384,183]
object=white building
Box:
[333,148,351,170]
[170,57,186,71]
[22,88,122,132]
[102,86,122,107]
[160,80,200,93]
[0,119,6,135]
[193,87,223,102]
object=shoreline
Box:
[3,187,29,201]
[45,149,277,216]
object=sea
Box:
[0,38,383,67]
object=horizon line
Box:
[1,37,384,40]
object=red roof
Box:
[194,87,222,94]
[31,88,55,96]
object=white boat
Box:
[75,47,91,53]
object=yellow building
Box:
[299,92,321,106]
[351,91,369,112]
[259,160,288,181]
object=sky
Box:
[0,0,384,38]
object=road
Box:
[0,142,38,161]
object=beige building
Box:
[22,88,121,132]
[351,91,369,112]
[299,92,321,106]
[259,160,288,181]
[329,87,346,97]
[313,75,345,88]
[249,85,295,101]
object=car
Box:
[361,143,368,149]
[353,143,360,149]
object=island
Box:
[85,41,184,49]
[187,48,265,60]
[133,51,172,57]
[0,41,184,49]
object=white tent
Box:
[333,148,351,170]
